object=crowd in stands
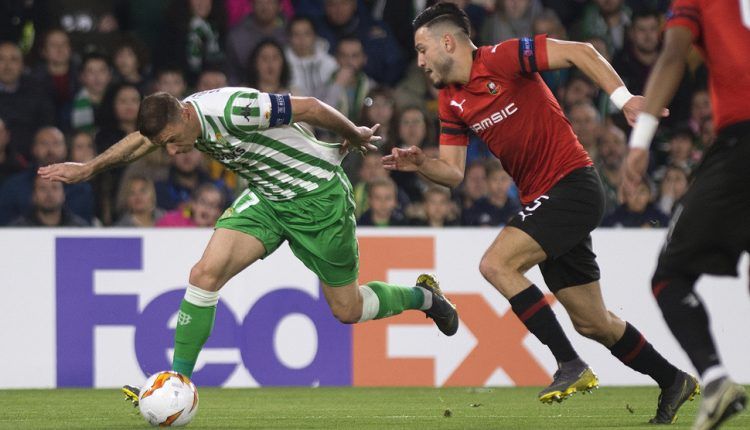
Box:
[0,0,710,229]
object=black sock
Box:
[609,322,679,388]
[510,285,578,363]
[653,275,720,376]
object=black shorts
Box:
[507,166,605,292]
[655,121,750,279]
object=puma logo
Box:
[450,99,466,113]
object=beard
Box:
[429,56,454,89]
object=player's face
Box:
[158,119,197,156]
[415,27,454,89]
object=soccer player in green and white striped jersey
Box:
[39,87,459,389]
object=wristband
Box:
[610,86,634,110]
[629,113,659,150]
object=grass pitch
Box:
[1,386,748,429]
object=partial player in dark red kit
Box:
[625,1,750,428]
[383,2,696,423]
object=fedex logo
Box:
[54,236,551,388]
[470,103,518,133]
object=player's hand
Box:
[619,147,649,201]
[340,124,381,155]
[38,162,91,184]
[382,146,426,172]
[622,96,669,126]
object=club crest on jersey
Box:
[487,81,499,95]
[214,132,229,145]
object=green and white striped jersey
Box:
[184,87,345,201]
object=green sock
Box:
[365,281,425,319]
[172,299,216,377]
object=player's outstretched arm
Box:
[38,131,157,184]
[290,96,379,154]
[383,145,466,188]
[623,26,693,195]
[545,38,668,125]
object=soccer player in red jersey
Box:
[626,1,750,428]
[383,2,696,423]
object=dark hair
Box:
[99,83,143,130]
[246,38,291,90]
[136,92,182,140]
[287,15,317,35]
[412,2,471,36]
[112,35,151,74]
[81,51,111,70]
[630,8,662,25]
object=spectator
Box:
[30,29,78,131]
[656,165,689,216]
[357,176,408,226]
[573,0,631,56]
[322,37,374,123]
[611,9,692,125]
[111,36,151,95]
[0,41,55,161]
[390,106,433,203]
[601,178,668,228]
[195,67,228,92]
[594,123,627,217]
[0,116,25,185]
[163,0,226,84]
[658,125,699,174]
[411,186,457,227]
[285,16,337,98]
[9,176,89,227]
[361,87,398,151]
[568,101,601,160]
[556,72,596,113]
[96,83,142,153]
[225,0,295,27]
[480,0,544,45]
[156,149,223,211]
[152,68,188,99]
[462,162,520,226]
[457,161,488,210]
[352,152,388,218]
[246,38,291,94]
[0,127,94,225]
[226,0,286,85]
[314,0,405,85]
[115,175,166,227]
[688,88,711,136]
[394,60,440,127]
[68,130,96,163]
[71,52,112,133]
[156,182,225,227]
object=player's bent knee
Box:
[188,262,223,292]
[330,303,361,324]
[572,320,609,343]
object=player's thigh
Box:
[192,228,267,289]
[280,177,359,288]
[506,166,605,261]
[657,133,750,278]
[483,225,547,272]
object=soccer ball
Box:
[138,371,199,427]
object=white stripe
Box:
[184,285,219,307]
[358,285,380,322]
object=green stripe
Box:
[218,117,337,171]
[248,165,311,196]
[236,91,258,100]
[223,92,259,134]
[237,152,327,185]
[189,101,208,141]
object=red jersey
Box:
[438,34,591,205]
[666,0,750,131]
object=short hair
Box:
[366,176,397,197]
[136,92,182,140]
[631,8,662,25]
[81,51,111,70]
[412,2,471,36]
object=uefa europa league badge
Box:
[487,81,499,95]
